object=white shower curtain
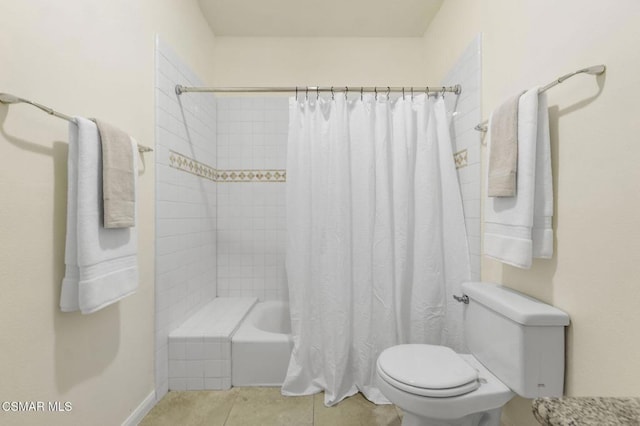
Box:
[282,94,470,406]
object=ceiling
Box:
[198,0,444,37]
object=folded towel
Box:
[487,93,522,197]
[484,88,540,268]
[95,119,136,228]
[60,117,138,314]
[532,93,553,259]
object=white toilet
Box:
[376,281,570,426]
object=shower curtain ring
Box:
[386,86,390,100]
[402,87,405,100]
[295,86,298,101]
[331,87,335,100]
[374,87,378,101]
[441,86,446,97]
[345,86,349,101]
[360,87,364,101]
[426,86,430,98]
[316,86,320,100]
[305,86,309,101]
[411,87,414,100]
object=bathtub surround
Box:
[283,95,470,405]
[216,97,289,301]
[167,298,292,391]
[154,38,218,400]
[161,88,478,400]
[168,297,256,391]
[163,87,477,397]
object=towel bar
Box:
[474,64,606,132]
[0,92,153,153]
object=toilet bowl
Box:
[375,282,570,426]
[376,345,513,426]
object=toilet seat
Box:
[377,344,480,398]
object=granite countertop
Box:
[533,397,640,426]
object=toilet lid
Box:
[377,344,479,397]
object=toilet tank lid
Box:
[462,282,570,326]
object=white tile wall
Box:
[216,98,288,301]
[442,35,482,280]
[154,37,218,400]
[216,97,288,170]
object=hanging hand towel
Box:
[60,117,138,314]
[484,88,539,269]
[487,93,522,197]
[95,119,136,228]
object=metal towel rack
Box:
[0,92,153,153]
[474,64,606,132]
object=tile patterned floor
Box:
[141,388,402,426]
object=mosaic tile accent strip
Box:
[169,150,217,181]
[216,169,286,183]
[169,150,286,183]
[170,150,465,180]
[454,149,468,169]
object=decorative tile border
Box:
[170,149,466,181]
[169,150,286,182]
[454,149,468,169]
[169,151,217,181]
[217,169,286,183]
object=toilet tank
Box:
[462,282,570,398]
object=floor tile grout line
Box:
[222,389,239,426]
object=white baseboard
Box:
[122,390,156,426]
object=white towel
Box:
[484,88,554,268]
[532,93,554,259]
[60,117,138,314]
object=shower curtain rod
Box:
[175,84,462,97]
[474,64,606,132]
[0,92,153,153]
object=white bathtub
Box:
[231,301,293,386]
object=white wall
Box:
[211,37,429,87]
[0,1,215,425]
[154,38,218,400]
[423,1,640,424]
